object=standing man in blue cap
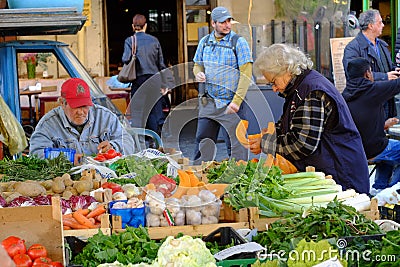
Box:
[192,6,253,164]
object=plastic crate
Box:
[217,258,259,267]
[109,200,145,228]
[44,147,75,163]
[203,227,247,247]
[379,204,400,223]
[64,236,85,267]
[204,227,258,262]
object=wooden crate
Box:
[63,214,111,239]
[0,197,65,264]
[248,207,282,232]
[360,198,380,221]
[219,202,248,223]
[113,222,250,240]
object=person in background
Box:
[29,78,135,163]
[342,9,400,125]
[249,44,369,194]
[342,58,400,194]
[192,6,253,164]
[122,14,173,138]
[0,245,15,267]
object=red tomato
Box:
[27,244,47,260]
[103,148,118,159]
[101,181,123,194]
[13,253,33,267]
[50,262,63,267]
[32,257,52,266]
[94,154,106,162]
[2,236,26,258]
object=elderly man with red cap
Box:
[29,78,135,163]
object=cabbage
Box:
[33,195,52,205]
[0,195,7,207]
[153,235,216,267]
[8,196,35,207]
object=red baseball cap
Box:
[61,78,93,108]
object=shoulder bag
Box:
[117,35,137,83]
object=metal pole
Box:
[271,19,275,44]
[292,20,297,44]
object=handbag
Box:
[117,35,137,83]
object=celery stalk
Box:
[281,172,325,179]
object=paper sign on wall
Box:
[329,37,354,93]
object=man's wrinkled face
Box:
[371,14,384,37]
[62,102,90,125]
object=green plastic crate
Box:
[217,258,259,267]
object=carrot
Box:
[86,204,106,219]
[88,218,96,225]
[95,214,104,222]
[76,208,90,216]
[63,213,73,219]
[63,225,71,230]
[72,211,97,229]
[63,218,90,229]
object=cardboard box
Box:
[187,22,209,41]
[0,197,65,264]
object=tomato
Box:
[94,154,106,162]
[50,262,63,267]
[13,253,32,267]
[104,148,118,159]
[32,257,52,266]
[27,244,47,260]
[2,236,26,258]
[101,182,123,194]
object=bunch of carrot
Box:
[62,204,106,230]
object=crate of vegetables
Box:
[379,203,400,223]
[62,203,111,239]
[0,196,65,265]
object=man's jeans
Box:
[371,139,400,189]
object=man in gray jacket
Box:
[29,78,135,163]
[342,9,400,121]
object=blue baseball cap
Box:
[211,7,233,23]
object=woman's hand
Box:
[384,117,399,130]
[249,137,262,154]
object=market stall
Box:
[0,149,399,267]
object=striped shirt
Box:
[262,91,335,160]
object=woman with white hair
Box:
[249,43,370,194]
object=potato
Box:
[52,177,65,194]
[62,174,74,187]
[6,181,17,192]
[64,186,78,196]
[41,180,53,191]
[73,180,92,194]
[62,190,73,199]
[15,182,46,197]
[6,192,22,203]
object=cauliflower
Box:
[154,235,217,267]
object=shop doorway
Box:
[105,0,178,76]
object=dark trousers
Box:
[193,97,249,164]
[129,74,164,135]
